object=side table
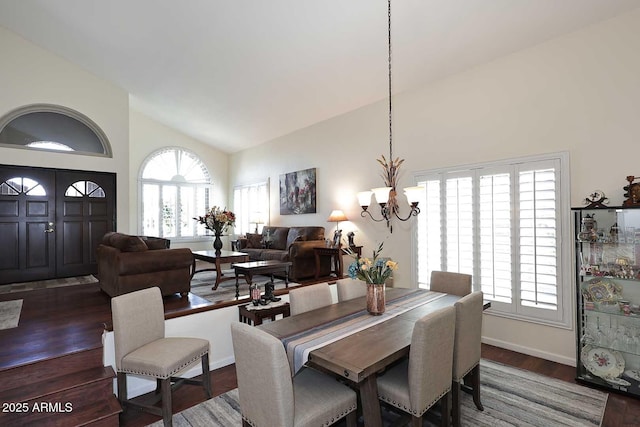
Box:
[238,302,291,326]
[313,245,362,279]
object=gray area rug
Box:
[190,268,295,303]
[0,299,23,330]
[148,359,607,427]
[0,275,98,294]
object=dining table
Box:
[257,287,473,427]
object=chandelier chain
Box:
[388,0,393,161]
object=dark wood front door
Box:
[0,165,116,284]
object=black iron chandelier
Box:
[357,0,422,233]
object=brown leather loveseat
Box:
[96,232,193,297]
[237,226,330,281]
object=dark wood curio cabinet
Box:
[574,206,640,396]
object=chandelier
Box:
[357,0,421,233]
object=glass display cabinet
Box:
[574,206,640,396]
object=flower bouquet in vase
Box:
[194,206,236,254]
[346,242,397,315]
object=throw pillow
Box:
[246,233,263,248]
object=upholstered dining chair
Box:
[288,282,333,315]
[377,306,456,427]
[336,277,367,302]
[231,321,358,427]
[111,287,212,427]
[452,291,484,427]
[430,271,472,296]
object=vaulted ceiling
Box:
[1,0,639,153]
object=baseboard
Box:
[482,337,576,367]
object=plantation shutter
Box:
[479,171,513,304]
[445,175,474,275]
[518,161,559,317]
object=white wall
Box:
[0,26,231,242]
[0,26,131,230]
[230,9,640,365]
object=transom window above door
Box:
[139,147,212,240]
[0,104,112,157]
[0,177,46,196]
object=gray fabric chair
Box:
[111,287,212,427]
[377,306,456,427]
[430,271,472,296]
[336,277,367,302]
[289,282,333,316]
[230,321,357,427]
[452,291,484,427]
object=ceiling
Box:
[1,0,639,153]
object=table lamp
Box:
[327,210,348,232]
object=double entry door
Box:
[0,165,116,285]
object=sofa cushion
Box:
[245,233,263,249]
[111,234,149,252]
[260,249,290,262]
[263,227,289,250]
[142,236,170,250]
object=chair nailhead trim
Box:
[321,404,357,427]
[379,387,450,417]
[244,403,356,427]
[121,350,208,379]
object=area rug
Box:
[148,359,608,427]
[0,275,98,294]
[0,299,23,330]
[190,269,295,303]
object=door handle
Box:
[45,222,55,233]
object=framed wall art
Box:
[279,167,316,215]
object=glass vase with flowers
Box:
[347,242,397,315]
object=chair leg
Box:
[441,391,451,427]
[471,365,484,411]
[451,381,461,427]
[161,377,173,427]
[410,415,423,427]
[201,353,212,398]
[345,409,357,427]
[117,372,127,405]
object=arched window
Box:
[0,104,112,157]
[0,177,46,196]
[65,181,106,198]
[140,147,212,239]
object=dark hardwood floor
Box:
[1,283,640,426]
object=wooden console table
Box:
[313,245,362,279]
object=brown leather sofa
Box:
[237,226,330,281]
[96,232,193,297]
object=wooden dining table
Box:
[257,288,468,427]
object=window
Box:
[233,181,269,236]
[0,104,112,156]
[415,152,571,327]
[0,177,46,196]
[139,148,212,239]
[65,181,105,198]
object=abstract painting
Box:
[279,167,316,215]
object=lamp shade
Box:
[357,191,373,207]
[372,187,392,204]
[327,209,348,223]
[403,186,424,204]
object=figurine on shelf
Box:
[623,176,640,206]
[584,190,609,208]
